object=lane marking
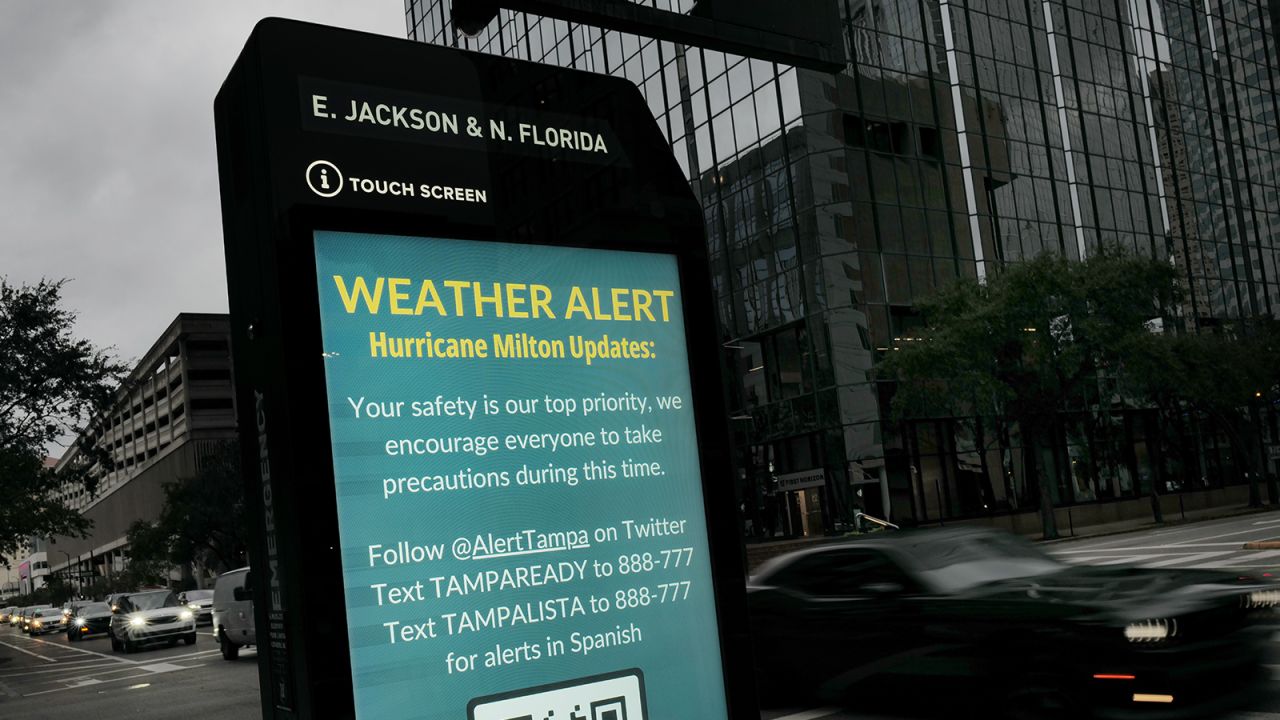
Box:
[0,661,122,679]
[26,636,128,663]
[0,675,18,698]
[22,669,167,697]
[144,648,220,662]
[0,640,58,663]
[138,662,186,673]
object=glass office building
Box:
[406,0,1280,538]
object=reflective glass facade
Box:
[406,0,1280,536]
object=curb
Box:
[1243,540,1280,550]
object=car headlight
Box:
[129,617,146,627]
[1244,590,1280,608]
[74,618,86,626]
[179,610,194,621]
[31,621,41,628]
[187,603,199,610]
[1124,618,1176,642]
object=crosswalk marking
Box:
[1093,554,1158,565]
[1193,550,1280,568]
[0,641,57,663]
[1140,551,1237,567]
[1054,542,1246,553]
[1058,549,1280,570]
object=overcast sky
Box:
[0,1,404,366]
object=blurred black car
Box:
[748,527,1279,719]
[67,601,113,641]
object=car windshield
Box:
[184,590,213,601]
[34,609,59,618]
[127,592,178,611]
[901,532,1066,593]
[77,603,110,615]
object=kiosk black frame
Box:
[215,19,756,720]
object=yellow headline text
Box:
[332,276,675,322]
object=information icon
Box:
[305,160,343,198]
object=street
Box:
[0,626,258,719]
[3,514,1280,719]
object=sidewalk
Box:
[1037,502,1280,545]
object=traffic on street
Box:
[757,513,1280,719]
[4,514,1280,718]
[5,3,1280,720]
[0,614,258,720]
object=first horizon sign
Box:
[214,19,755,720]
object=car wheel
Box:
[167,637,179,647]
[183,632,196,646]
[123,639,136,654]
[219,632,239,661]
[111,636,122,652]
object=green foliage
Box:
[882,246,1181,425]
[125,441,249,577]
[1117,317,1280,505]
[0,279,128,563]
[878,246,1183,537]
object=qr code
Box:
[469,670,647,720]
[501,695,628,720]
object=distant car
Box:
[748,527,1279,719]
[18,605,53,633]
[0,606,17,623]
[212,567,254,661]
[179,589,214,625]
[108,590,196,653]
[25,607,64,636]
[67,601,113,641]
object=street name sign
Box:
[214,19,755,720]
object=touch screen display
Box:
[312,231,729,720]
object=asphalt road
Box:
[0,624,258,719]
[3,513,1279,719]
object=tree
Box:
[126,441,249,582]
[879,247,1181,539]
[0,279,128,564]
[1118,319,1280,508]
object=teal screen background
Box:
[312,231,730,720]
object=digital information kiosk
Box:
[215,19,755,720]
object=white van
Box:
[212,567,254,660]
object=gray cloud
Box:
[0,1,404,364]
